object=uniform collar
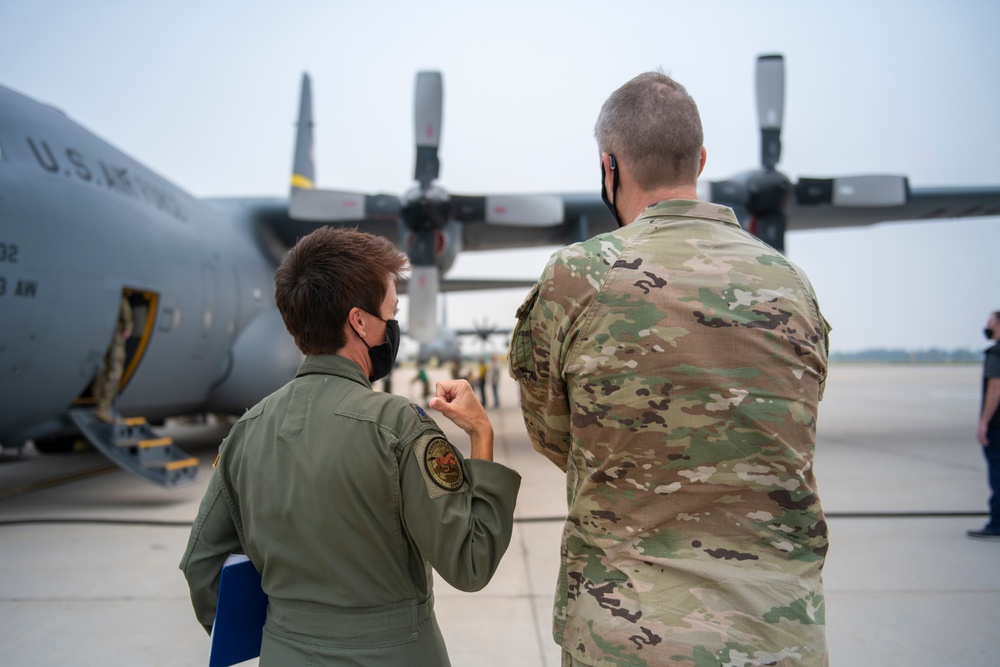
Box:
[632,198,741,229]
[296,354,372,389]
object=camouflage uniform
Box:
[181,354,521,666]
[95,296,133,411]
[510,200,830,667]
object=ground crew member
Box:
[94,295,133,422]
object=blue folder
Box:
[209,555,269,667]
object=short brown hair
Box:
[275,226,409,354]
[594,71,703,190]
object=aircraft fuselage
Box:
[0,84,300,447]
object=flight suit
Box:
[180,354,521,666]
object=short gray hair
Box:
[594,71,703,190]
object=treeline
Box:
[830,348,982,363]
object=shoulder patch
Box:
[424,437,465,491]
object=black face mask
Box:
[601,154,624,228]
[356,315,400,382]
[986,328,995,342]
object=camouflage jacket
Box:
[510,200,830,667]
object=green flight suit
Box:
[180,354,521,666]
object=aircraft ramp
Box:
[68,410,199,487]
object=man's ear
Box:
[601,152,616,173]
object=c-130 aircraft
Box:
[1,55,998,486]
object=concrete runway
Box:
[1,364,998,666]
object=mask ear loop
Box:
[602,154,624,227]
[609,154,620,209]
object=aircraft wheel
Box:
[34,435,90,454]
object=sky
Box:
[2,0,998,352]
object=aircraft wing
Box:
[205,196,404,254]
[784,185,1000,231]
[456,193,615,252]
[457,185,1000,251]
[213,184,1000,264]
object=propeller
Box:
[708,55,909,252]
[471,318,499,341]
[286,70,564,343]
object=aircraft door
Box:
[74,287,158,407]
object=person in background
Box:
[489,355,501,409]
[411,362,431,406]
[969,310,1000,539]
[476,357,488,406]
[94,295,133,422]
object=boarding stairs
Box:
[68,409,200,487]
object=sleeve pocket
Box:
[508,283,540,382]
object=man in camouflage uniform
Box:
[510,72,831,666]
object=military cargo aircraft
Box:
[1,55,998,486]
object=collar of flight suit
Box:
[296,354,373,389]
[634,198,742,229]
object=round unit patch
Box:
[424,438,464,491]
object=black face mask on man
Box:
[600,154,624,228]
[986,328,995,342]
[355,313,400,382]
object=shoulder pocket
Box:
[238,399,266,423]
[509,283,540,382]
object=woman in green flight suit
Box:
[180,227,521,666]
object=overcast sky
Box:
[3,0,998,352]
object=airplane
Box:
[1,54,998,487]
[413,300,512,367]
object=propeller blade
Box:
[291,72,315,189]
[706,179,750,207]
[795,175,909,207]
[414,71,443,189]
[451,194,564,226]
[485,195,564,225]
[756,54,784,169]
[408,265,439,343]
[288,189,401,222]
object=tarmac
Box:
[1,363,998,666]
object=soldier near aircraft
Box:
[511,71,831,666]
[180,227,521,665]
[92,296,133,423]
